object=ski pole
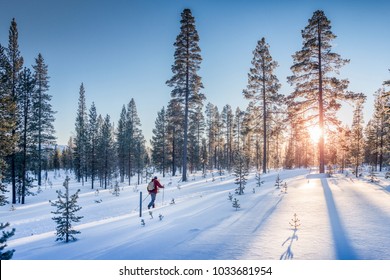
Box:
[162,187,165,206]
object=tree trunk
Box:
[262,63,267,174]
[318,20,325,174]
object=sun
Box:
[308,125,322,143]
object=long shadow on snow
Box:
[321,178,358,260]
[280,229,298,260]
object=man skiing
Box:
[147,176,164,209]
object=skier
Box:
[147,176,164,209]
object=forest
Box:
[1,9,389,210]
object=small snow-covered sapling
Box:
[255,172,265,187]
[289,213,301,230]
[141,219,145,226]
[232,198,240,211]
[170,198,175,205]
[149,211,153,219]
[275,174,283,189]
[228,192,233,201]
[159,214,164,221]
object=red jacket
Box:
[149,179,164,194]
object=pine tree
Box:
[6,18,24,204]
[87,102,98,189]
[0,44,17,205]
[166,99,184,176]
[275,173,283,189]
[350,95,366,177]
[125,99,143,185]
[243,37,282,174]
[74,83,88,185]
[0,222,15,260]
[151,107,168,177]
[233,107,245,153]
[232,198,240,211]
[233,151,248,195]
[31,53,55,186]
[166,8,205,182]
[116,105,127,182]
[370,88,389,171]
[205,103,220,170]
[221,105,234,171]
[287,10,356,173]
[50,176,83,243]
[98,115,115,189]
[188,104,205,172]
[17,67,35,204]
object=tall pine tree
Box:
[287,10,356,173]
[167,9,205,182]
[350,94,366,177]
[74,83,88,185]
[6,18,24,204]
[243,37,282,174]
[31,53,55,186]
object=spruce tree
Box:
[350,95,366,177]
[98,115,115,189]
[167,8,205,182]
[188,104,205,172]
[151,107,168,177]
[0,44,17,204]
[116,105,127,182]
[125,99,142,185]
[221,105,234,171]
[0,222,15,260]
[287,10,356,173]
[74,83,88,185]
[371,88,389,171]
[233,151,248,195]
[243,37,282,174]
[31,53,55,186]
[50,176,83,243]
[87,102,98,189]
[6,18,24,204]
[166,98,184,176]
[18,67,35,204]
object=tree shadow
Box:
[321,178,358,260]
[280,229,298,260]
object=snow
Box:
[2,168,390,260]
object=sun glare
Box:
[308,125,322,143]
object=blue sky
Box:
[1,0,389,145]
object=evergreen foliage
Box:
[151,107,168,176]
[232,198,240,211]
[243,37,282,174]
[350,95,366,177]
[275,174,283,189]
[0,222,15,260]
[233,152,249,195]
[287,10,357,173]
[74,83,88,185]
[167,8,205,182]
[31,53,55,186]
[50,176,83,243]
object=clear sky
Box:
[1,0,389,145]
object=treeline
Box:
[2,10,390,207]
[1,19,55,205]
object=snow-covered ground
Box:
[2,168,390,260]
